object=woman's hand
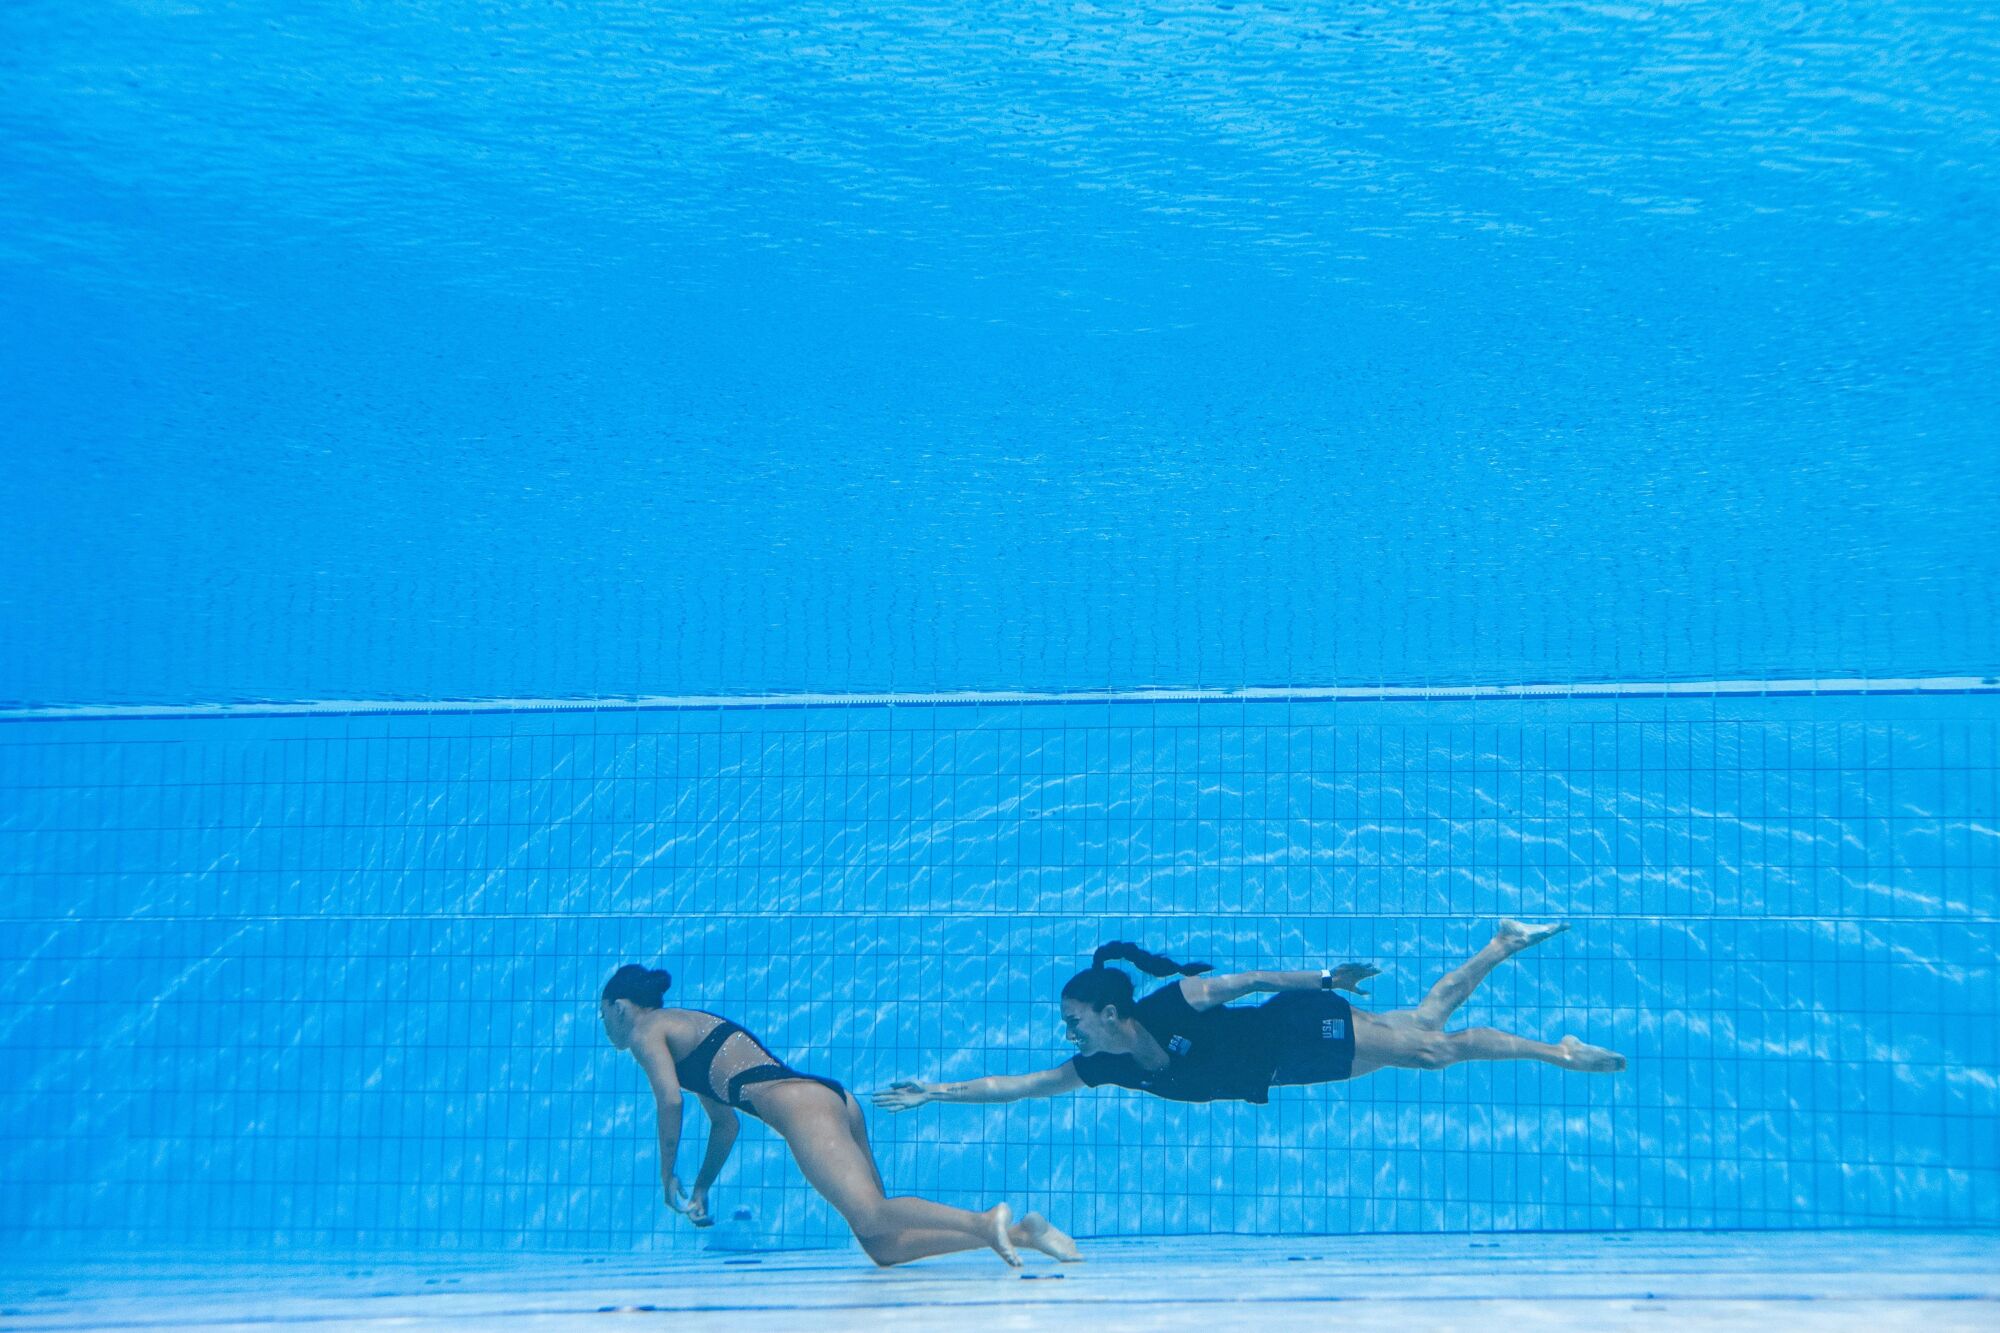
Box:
[870,1081,936,1112]
[665,1175,714,1227]
[1326,963,1381,994]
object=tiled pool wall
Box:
[1,694,1995,1251]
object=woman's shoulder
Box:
[655,1006,732,1038]
[1136,981,1199,1019]
[640,1006,705,1040]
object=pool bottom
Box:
[3,1231,1995,1331]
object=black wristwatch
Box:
[1319,967,1334,990]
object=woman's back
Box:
[655,1008,838,1112]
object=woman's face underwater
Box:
[600,998,635,1051]
[1059,998,1122,1055]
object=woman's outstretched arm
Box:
[872,1061,1084,1111]
[1180,964,1380,1011]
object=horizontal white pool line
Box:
[3,675,1998,721]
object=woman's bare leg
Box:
[840,1090,888,1195]
[851,1213,1081,1264]
[828,1092,1028,1263]
[828,1090,1080,1261]
[1411,919,1568,1030]
[755,1082,1021,1268]
[849,1224,1012,1265]
[1352,1011,1625,1076]
[1349,920,1622,1076]
[1443,1027,1625,1070]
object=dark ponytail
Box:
[602,963,674,1009]
[1091,941,1211,978]
[1061,941,1211,1017]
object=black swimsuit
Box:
[671,1011,847,1114]
[1071,984,1356,1103]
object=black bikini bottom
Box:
[726,1064,848,1112]
[680,1018,849,1113]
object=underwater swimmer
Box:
[600,963,1078,1267]
[876,921,1624,1112]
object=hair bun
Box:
[601,963,674,1009]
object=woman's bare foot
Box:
[1560,1035,1626,1072]
[1497,919,1569,953]
[1013,1212,1083,1262]
[984,1203,1022,1267]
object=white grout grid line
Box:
[0,692,1994,1251]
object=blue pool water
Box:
[1,0,1997,1276]
[2,1,1997,706]
[3,693,1995,1249]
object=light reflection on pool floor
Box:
[3,1230,1995,1331]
